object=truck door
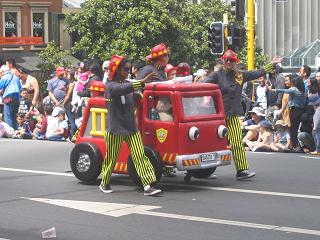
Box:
[141,91,178,154]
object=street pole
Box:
[223,13,229,51]
[247,0,255,101]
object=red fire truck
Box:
[70,81,232,185]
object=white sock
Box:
[144,185,151,191]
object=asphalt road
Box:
[0,139,320,240]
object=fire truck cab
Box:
[70,81,232,185]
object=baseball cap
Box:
[248,107,265,117]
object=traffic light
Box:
[208,22,224,55]
[230,0,245,20]
[228,23,245,52]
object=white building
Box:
[255,0,320,58]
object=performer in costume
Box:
[100,55,162,196]
[203,50,283,179]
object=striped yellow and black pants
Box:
[101,131,157,187]
[226,115,249,171]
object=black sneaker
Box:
[99,184,113,193]
[144,186,162,196]
[236,170,256,180]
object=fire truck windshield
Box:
[182,96,217,117]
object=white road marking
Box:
[22,198,161,217]
[191,185,320,200]
[0,167,74,177]
[2,167,320,200]
[24,197,320,236]
[249,152,274,155]
[300,156,320,159]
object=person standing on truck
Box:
[100,54,162,196]
[203,49,283,180]
[136,43,169,82]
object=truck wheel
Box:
[187,167,216,179]
[70,142,102,184]
[127,147,163,187]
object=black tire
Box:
[187,167,216,179]
[70,142,102,184]
[127,147,163,187]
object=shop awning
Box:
[0,51,80,72]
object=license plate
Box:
[200,153,216,162]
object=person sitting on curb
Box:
[272,120,291,152]
[245,120,274,152]
[241,107,265,143]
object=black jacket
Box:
[136,64,166,82]
[105,80,144,135]
[204,67,267,116]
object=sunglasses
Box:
[225,59,235,63]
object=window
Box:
[148,96,174,122]
[31,9,49,49]
[32,13,45,41]
[4,12,17,37]
[182,96,217,117]
[2,7,22,50]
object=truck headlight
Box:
[189,127,200,141]
[217,125,227,138]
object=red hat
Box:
[164,64,177,74]
[220,49,240,63]
[176,62,191,77]
[146,43,169,60]
[55,66,65,74]
[109,55,125,81]
[89,80,105,92]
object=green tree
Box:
[65,0,268,70]
[37,41,71,91]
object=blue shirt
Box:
[276,87,306,108]
[0,71,21,99]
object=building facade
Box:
[0,0,62,51]
[0,0,81,71]
[255,0,320,58]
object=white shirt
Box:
[45,116,58,138]
[256,85,267,109]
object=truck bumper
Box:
[175,150,232,171]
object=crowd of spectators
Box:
[240,65,320,155]
[0,56,319,156]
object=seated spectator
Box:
[32,114,47,140]
[47,109,68,141]
[241,106,265,143]
[0,113,14,138]
[272,120,291,151]
[45,106,58,140]
[307,94,320,155]
[244,120,274,152]
[18,88,32,116]
[156,97,173,121]
[12,113,32,139]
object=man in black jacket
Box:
[203,50,283,180]
[136,43,169,82]
[100,55,161,196]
